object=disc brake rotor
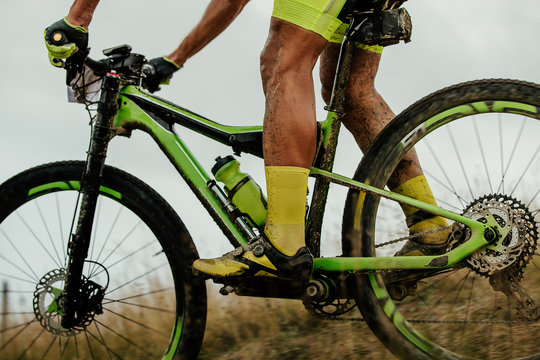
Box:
[33,269,79,337]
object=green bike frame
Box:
[111,85,500,274]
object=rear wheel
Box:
[343,79,540,359]
[0,161,206,359]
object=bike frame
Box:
[110,85,499,273]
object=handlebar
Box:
[65,44,148,85]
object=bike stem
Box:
[61,73,120,328]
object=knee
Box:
[260,44,308,95]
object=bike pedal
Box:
[219,285,236,296]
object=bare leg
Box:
[192,18,327,280]
[260,18,328,168]
[320,44,449,249]
[319,44,422,189]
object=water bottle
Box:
[212,156,267,228]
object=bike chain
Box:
[307,225,454,320]
[374,224,454,249]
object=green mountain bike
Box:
[1,5,539,360]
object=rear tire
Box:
[343,79,540,359]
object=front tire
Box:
[0,161,206,359]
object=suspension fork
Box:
[61,73,120,328]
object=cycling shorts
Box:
[272,0,383,54]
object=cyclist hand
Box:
[44,18,88,67]
[143,57,182,93]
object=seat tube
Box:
[61,73,121,328]
[306,21,357,257]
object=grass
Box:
[2,260,539,359]
[199,292,393,360]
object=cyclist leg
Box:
[193,0,345,281]
[320,41,450,253]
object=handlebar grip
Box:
[142,63,155,76]
[50,31,69,46]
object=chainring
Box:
[303,273,357,318]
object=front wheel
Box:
[0,161,206,359]
[343,79,540,359]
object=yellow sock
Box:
[264,166,310,256]
[393,175,449,245]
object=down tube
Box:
[114,93,248,247]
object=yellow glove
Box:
[44,17,88,67]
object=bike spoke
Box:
[102,307,169,337]
[93,220,143,272]
[527,190,540,210]
[102,286,173,303]
[423,140,467,208]
[103,299,175,314]
[90,322,117,360]
[38,335,57,360]
[0,273,37,286]
[105,263,167,295]
[88,199,125,277]
[435,197,462,213]
[74,334,80,359]
[0,319,37,353]
[447,126,474,200]
[0,230,40,283]
[55,194,68,265]
[16,327,45,360]
[509,143,540,198]
[472,117,494,194]
[93,319,155,357]
[83,328,97,360]
[0,257,38,285]
[459,274,476,347]
[15,212,62,270]
[58,337,70,359]
[34,201,64,268]
[498,115,505,194]
[89,240,154,279]
[499,118,527,194]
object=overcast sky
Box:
[1,0,539,257]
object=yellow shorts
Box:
[272,0,383,53]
